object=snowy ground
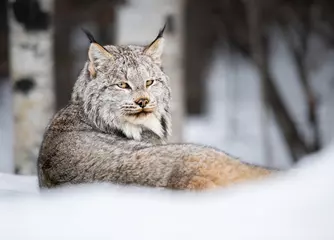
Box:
[0,144,334,239]
[0,173,38,197]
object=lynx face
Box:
[72,27,172,141]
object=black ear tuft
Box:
[157,22,167,39]
[147,22,167,48]
[81,28,97,43]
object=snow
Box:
[0,173,38,197]
[0,144,334,239]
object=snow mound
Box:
[0,145,334,239]
[0,173,38,197]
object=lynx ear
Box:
[144,24,166,65]
[82,28,112,78]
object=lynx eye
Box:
[117,82,131,89]
[146,80,154,87]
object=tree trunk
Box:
[247,0,311,162]
[294,50,321,152]
[280,24,321,152]
[8,0,55,174]
[0,1,14,173]
[0,79,14,173]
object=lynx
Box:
[37,25,274,190]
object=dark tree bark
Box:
[247,0,311,162]
[278,3,321,152]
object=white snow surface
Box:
[0,144,334,239]
[0,173,38,197]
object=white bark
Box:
[8,0,55,174]
[116,0,185,142]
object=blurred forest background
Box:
[1,0,334,175]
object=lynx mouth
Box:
[127,108,155,117]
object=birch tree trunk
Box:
[8,0,55,175]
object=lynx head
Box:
[72,25,172,141]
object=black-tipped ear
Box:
[156,22,167,40]
[82,28,113,78]
[81,28,97,44]
[144,23,167,65]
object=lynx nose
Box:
[135,98,149,108]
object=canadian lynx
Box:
[37,25,273,190]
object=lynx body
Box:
[37,26,273,190]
